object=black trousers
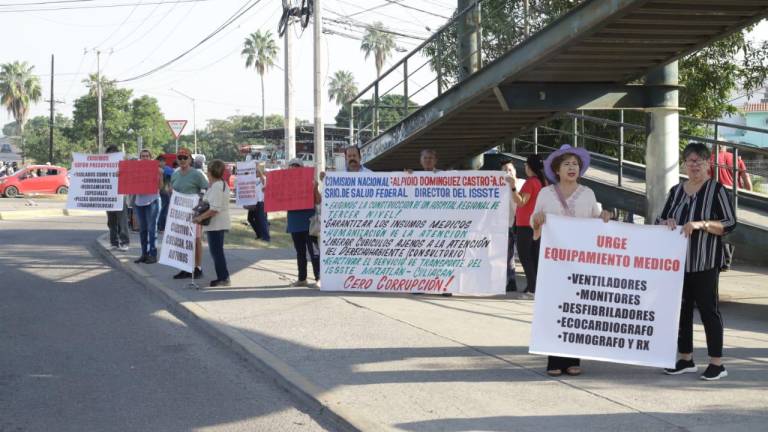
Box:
[516,226,540,293]
[678,268,723,358]
[506,227,517,290]
[547,355,580,371]
[291,231,320,281]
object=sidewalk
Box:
[96,233,768,432]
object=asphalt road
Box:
[0,215,330,432]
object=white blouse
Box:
[530,184,602,227]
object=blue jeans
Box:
[157,191,170,232]
[206,230,230,281]
[136,199,160,257]
[247,202,271,241]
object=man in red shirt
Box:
[709,145,752,191]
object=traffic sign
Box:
[166,120,188,139]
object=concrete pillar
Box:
[644,61,679,223]
[458,0,483,169]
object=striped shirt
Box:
[657,179,736,272]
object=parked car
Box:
[0,165,69,198]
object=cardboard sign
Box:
[66,152,123,211]
[118,160,159,194]
[319,171,510,296]
[158,191,197,273]
[264,167,314,212]
[529,215,687,368]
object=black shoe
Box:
[441,292,453,297]
[144,256,157,264]
[700,364,727,381]
[134,255,147,264]
[173,270,192,279]
[209,279,231,287]
[506,281,517,292]
[664,359,697,375]
[193,268,203,278]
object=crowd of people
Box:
[100,140,737,381]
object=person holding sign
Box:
[171,147,209,280]
[284,158,321,288]
[512,154,547,295]
[133,150,164,264]
[658,143,736,381]
[192,160,232,287]
[502,162,525,292]
[532,144,612,377]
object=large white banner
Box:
[529,215,687,368]
[235,160,259,207]
[320,171,509,296]
[66,152,123,211]
[158,191,197,273]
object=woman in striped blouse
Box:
[657,142,736,381]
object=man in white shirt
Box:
[344,145,371,172]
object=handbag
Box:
[308,205,321,237]
[193,195,211,226]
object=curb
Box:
[0,208,94,220]
[92,234,381,432]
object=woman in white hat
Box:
[531,144,612,377]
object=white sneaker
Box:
[312,280,322,289]
[110,245,119,251]
[118,245,130,251]
[290,280,308,287]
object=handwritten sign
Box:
[66,152,123,211]
[235,160,258,207]
[529,215,687,368]
[158,191,197,273]
[118,160,159,194]
[264,167,314,212]
[319,171,509,296]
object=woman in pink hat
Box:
[531,144,612,377]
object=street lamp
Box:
[170,88,197,155]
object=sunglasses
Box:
[176,155,189,160]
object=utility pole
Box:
[313,0,326,175]
[45,55,65,164]
[457,0,483,169]
[170,88,198,154]
[96,50,104,153]
[284,11,296,163]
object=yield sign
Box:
[166,120,188,139]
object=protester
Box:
[658,142,736,381]
[502,161,525,292]
[192,160,232,287]
[420,149,439,172]
[133,150,164,264]
[345,145,372,172]
[513,154,546,294]
[156,155,174,233]
[170,147,209,279]
[532,144,611,377]
[246,164,270,241]
[105,145,130,251]
[284,158,320,288]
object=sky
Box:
[2,0,768,140]
[0,0,455,138]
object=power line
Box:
[0,0,209,13]
[95,0,145,48]
[116,0,264,83]
[382,0,449,20]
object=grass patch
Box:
[226,215,294,249]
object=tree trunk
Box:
[260,72,266,146]
[18,121,25,165]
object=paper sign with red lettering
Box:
[158,191,197,273]
[319,171,510,296]
[264,167,314,212]
[66,152,123,211]
[235,160,259,207]
[118,160,159,194]
[529,215,687,368]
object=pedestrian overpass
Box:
[348,0,768,265]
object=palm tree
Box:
[0,61,42,164]
[360,22,396,78]
[328,70,358,106]
[241,30,279,142]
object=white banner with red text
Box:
[529,214,687,368]
[320,171,509,296]
[66,152,123,211]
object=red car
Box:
[0,165,70,198]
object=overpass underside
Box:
[360,0,768,170]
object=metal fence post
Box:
[437,37,443,96]
[573,116,578,147]
[374,82,379,136]
[733,146,739,213]
[713,124,720,182]
[534,127,538,154]
[403,59,409,119]
[619,110,624,187]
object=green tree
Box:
[20,114,78,165]
[335,94,419,135]
[328,70,358,107]
[70,76,132,152]
[361,22,396,78]
[0,61,43,163]
[129,95,170,156]
[241,30,279,139]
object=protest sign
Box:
[158,191,197,273]
[66,152,123,211]
[264,167,314,212]
[320,171,509,296]
[235,161,259,207]
[118,160,159,194]
[529,215,687,368]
